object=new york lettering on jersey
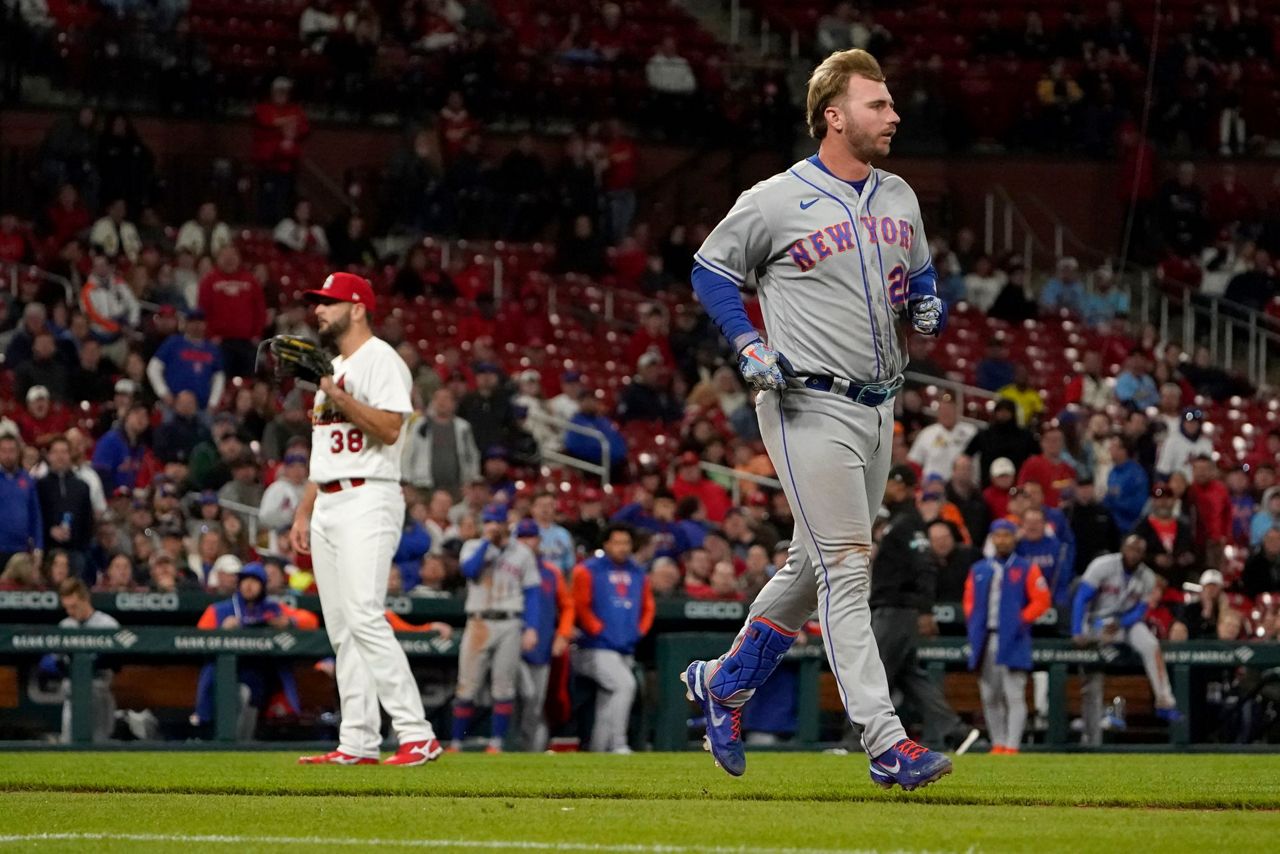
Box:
[694,158,932,384]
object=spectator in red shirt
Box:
[691,559,744,602]
[197,246,267,377]
[602,119,637,242]
[1188,454,1231,561]
[671,451,731,524]
[42,184,92,252]
[0,213,34,264]
[15,386,72,450]
[590,2,628,62]
[984,457,1016,520]
[624,304,674,371]
[252,77,310,224]
[439,91,479,163]
[1017,427,1077,508]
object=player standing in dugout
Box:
[680,47,956,791]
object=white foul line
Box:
[0,832,937,854]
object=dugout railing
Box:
[6,621,1279,750]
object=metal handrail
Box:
[536,412,612,489]
[1131,271,1280,389]
[1,261,75,305]
[695,459,781,506]
[215,498,260,547]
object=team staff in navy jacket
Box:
[571,523,654,753]
[964,520,1050,754]
[0,435,43,570]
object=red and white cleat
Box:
[383,739,445,766]
[298,750,378,766]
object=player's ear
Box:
[824,104,843,135]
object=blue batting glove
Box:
[909,296,946,336]
[738,339,788,392]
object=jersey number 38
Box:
[329,428,365,453]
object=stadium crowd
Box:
[6,86,1280,743]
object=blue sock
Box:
[708,618,797,705]
[451,700,474,743]
[491,700,514,741]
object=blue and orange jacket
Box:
[196,592,299,717]
[572,554,654,655]
[524,561,575,666]
[963,554,1051,672]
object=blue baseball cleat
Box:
[868,738,953,791]
[1155,706,1184,724]
[682,660,746,777]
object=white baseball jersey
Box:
[695,157,931,384]
[908,421,979,481]
[1080,554,1155,625]
[310,336,413,483]
[459,538,540,614]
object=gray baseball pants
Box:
[717,388,907,758]
[456,618,522,703]
[516,661,550,752]
[574,648,636,752]
[978,635,1028,750]
[1080,622,1175,744]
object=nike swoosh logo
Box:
[878,758,901,773]
[800,198,819,210]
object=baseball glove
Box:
[259,335,334,385]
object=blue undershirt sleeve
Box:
[691,262,759,352]
[1071,582,1097,636]
[1117,600,1148,629]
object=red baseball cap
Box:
[304,272,376,315]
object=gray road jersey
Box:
[460,538,540,614]
[695,158,932,384]
[1080,554,1155,625]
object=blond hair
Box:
[806,49,886,139]
[1,553,38,588]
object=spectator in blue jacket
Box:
[92,403,151,492]
[1039,257,1086,315]
[0,435,43,569]
[563,393,628,478]
[146,309,226,417]
[393,508,432,593]
[1104,436,1149,535]
[1114,350,1159,409]
[975,338,1016,392]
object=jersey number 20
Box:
[329,429,365,453]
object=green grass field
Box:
[0,752,1277,852]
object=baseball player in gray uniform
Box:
[681,48,953,791]
[449,504,541,753]
[1071,535,1182,744]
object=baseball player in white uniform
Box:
[291,272,443,767]
[681,48,953,791]
[1071,535,1183,745]
[449,505,541,754]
